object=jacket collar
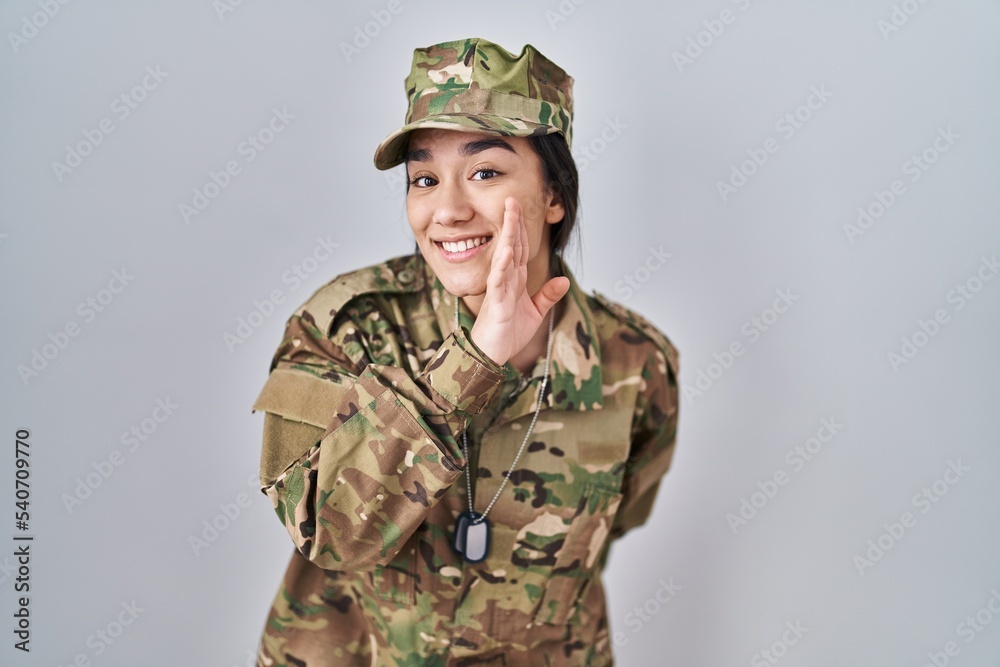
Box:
[413,251,604,419]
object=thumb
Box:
[532,276,571,319]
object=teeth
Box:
[441,236,490,253]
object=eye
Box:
[408,175,436,188]
[472,168,501,181]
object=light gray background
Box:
[2,1,999,665]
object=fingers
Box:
[494,196,524,303]
[506,196,522,270]
[519,208,529,272]
[492,198,511,293]
[490,196,536,314]
[531,276,571,318]
[506,196,529,300]
[502,196,518,250]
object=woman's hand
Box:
[469,196,570,367]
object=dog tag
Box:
[452,511,471,556]
[464,511,490,563]
[452,510,490,563]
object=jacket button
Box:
[397,269,414,284]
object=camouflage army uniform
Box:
[251,250,679,666]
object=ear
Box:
[544,187,565,224]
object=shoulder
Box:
[589,290,680,379]
[293,252,424,336]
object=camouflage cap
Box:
[373,36,574,171]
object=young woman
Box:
[251,36,680,667]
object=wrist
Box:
[468,323,508,367]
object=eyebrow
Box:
[404,137,518,163]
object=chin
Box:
[419,249,485,294]
[430,267,485,297]
[442,274,487,298]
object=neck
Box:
[502,280,563,377]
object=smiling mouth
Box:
[435,235,493,252]
[434,235,494,261]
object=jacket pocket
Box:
[530,481,624,627]
[369,531,418,606]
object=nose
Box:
[431,177,475,227]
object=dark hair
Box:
[405,131,581,270]
[527,131,580,269]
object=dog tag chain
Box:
[451,296,555,564]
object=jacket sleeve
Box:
[606,336,680,546]
[251,299,507,570]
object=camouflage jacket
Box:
[251,251,680,666]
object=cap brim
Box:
[373,114,564,171]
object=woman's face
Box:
[404,128,564,302]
